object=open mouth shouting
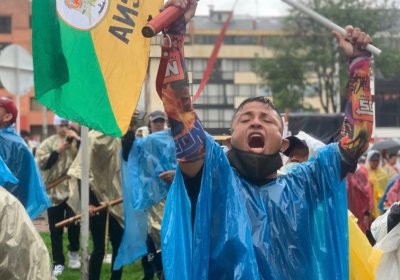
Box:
[248,133,265,153]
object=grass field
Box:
[40,232,144,279]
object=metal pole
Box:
[281,0,382,56]
[80,126,89,279]
[15,45,20,134]
[333,40,340,113]
[42,105,48,140]
[16,95,21,134]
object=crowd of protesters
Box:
[1,0,400,279]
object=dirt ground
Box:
[33,216,49,233]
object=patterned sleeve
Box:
[156,16,206,163]
[339,56,373,164]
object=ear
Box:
[3,113,12,123]
[280,138,289,153]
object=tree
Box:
[255,0,400,113]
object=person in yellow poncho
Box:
[382,151,399,181]
[366,150,389,218]
[348,211,382,280]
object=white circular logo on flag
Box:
[57,0,109,30]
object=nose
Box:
[249,117,262,128]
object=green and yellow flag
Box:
[32,0,162,136]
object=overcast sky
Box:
[195,0,400,17]
[196,0,289,17]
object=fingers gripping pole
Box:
[281,0,382,56]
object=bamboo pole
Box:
[80,126,89,280]
[55,198,123,228]
[45,175,71,190]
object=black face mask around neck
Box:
[227,145,283,186]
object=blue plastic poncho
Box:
[128,130,177,210]
[113,155,148,270]
[114,130,177,269]
[0,126,50,219]
[0,156,18,186]
[378,175,399,212]
[162,135,348,280]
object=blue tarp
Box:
[0,126,50,219]
[114,130,177,269]
[162,135,348,280]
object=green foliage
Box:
[256,0,399,112]
[255,54,306,111]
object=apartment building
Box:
[0,0,54,140]
[146,10,287,135]
[1,2,398,137]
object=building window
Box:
[0,16,12,34]
[194,35,216,45]
[196,108,233,130]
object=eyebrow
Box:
[238,111,254,118]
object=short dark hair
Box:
[232,96,284,132]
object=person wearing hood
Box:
[370,202,400,279]
[157,1,374,279]
[68,130,124,280]
[278,132,317,175]
[382,150,399,181]
[0,156,52,280]
[365,150,390,218]
[0,96,50,219]
[115,110,177,279]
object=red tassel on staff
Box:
[192,0,238,102]
[142,6,188,38]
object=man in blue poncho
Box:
[116,110,176,278]
[157,1,374,279]
[0,96,50,220]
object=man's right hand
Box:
[56,142,70,154]
[159,170,176,183]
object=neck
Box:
[227,146,282,186]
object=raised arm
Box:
[333,26,374,170]
[156,0,205,177]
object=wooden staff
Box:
[55,198,123,228]
[142,5,188,38]
[46,175,71,190]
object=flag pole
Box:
[80,126,89,280]
[281,0,382,56]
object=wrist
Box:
[349,52,371,65]
[165,15,186,35]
